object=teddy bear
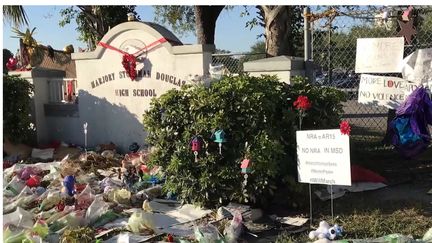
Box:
[309,221,343,241]
[328,224,343,240]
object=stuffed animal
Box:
[328,224,343,240]
[309,221,343,240]
[61,175,76,197]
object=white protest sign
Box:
[401,48,432,85]
[358,74,419,109]
[355,37,404,73]
[297,129,351,186]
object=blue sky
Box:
[3,5,265,53]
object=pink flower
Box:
[340,120,351,135]
[293,95,312,111]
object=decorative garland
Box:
[98,37,168,81]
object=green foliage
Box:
[314,25,394,71]
[143,75,345,208]
[416,9,432,45]
[249,41,265,54]
[153,6,234,38]
[3,74,35,143]
[144,75,295,207]
[239,41,266,64]
[289,76,347,129]
[59,6,140,50]
[3,5,29,27]
[153,6,196,37]
[60,227,95,243]
[275,231,298,243]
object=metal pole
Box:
[327,24,332,85]
[309,183,313,228]
[84,122,88,157]
[330,184,334,223]
[304,7,313,83]
[304,7,312,62]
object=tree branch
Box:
[261,5,270,13]
[266,5,285,25]
[77,6,105,37]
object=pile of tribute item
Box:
[2,142,253,243]
[386,86,432,158]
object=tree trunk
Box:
[194,6,225,45]
[261,6,295,57]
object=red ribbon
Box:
[98,37,168,57]
[98,38,168,81]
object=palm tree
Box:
[3,5,29,27]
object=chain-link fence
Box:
[310,6,432,143]
[212,6,432,144]
[211,52,266,75]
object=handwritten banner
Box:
[355,37,404,73]
[358,74,420,109]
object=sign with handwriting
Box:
[297,129,351,186]
[355,37,404,73]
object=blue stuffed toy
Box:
[61,175,76,197]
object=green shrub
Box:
[3,74,35,143]
[288,76,347,130]
[143,75,346,208]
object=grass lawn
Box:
[275,201,432,242]
[273,141,432,242]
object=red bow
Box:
[98,38,168,81]
[122,54,137,81]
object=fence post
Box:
[327,24,332,86]
[304,7,314,83]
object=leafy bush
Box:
[3,74,35,143]
[288,76,347,130]
[143,75,346,208]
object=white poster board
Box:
[358,74,418,109]
[401,48,432,85]
[355,37,404,73]
[297,129,351,186]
